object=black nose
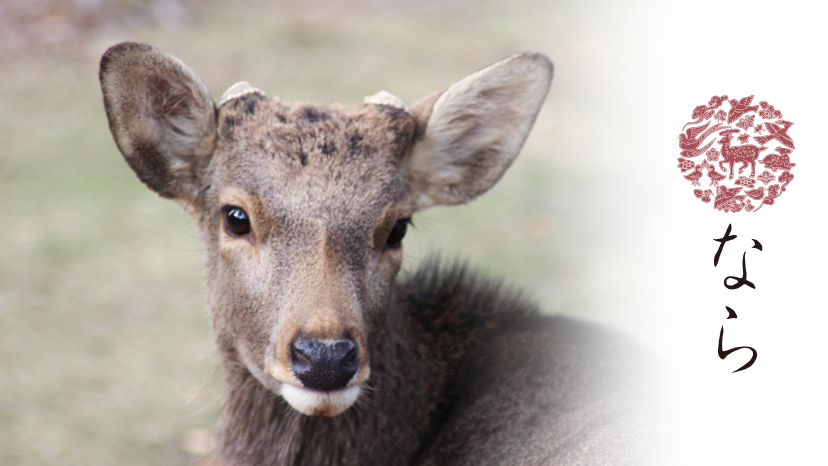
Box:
[290,340,359,391]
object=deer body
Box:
[100,42,649,466]
[717,129,767,179]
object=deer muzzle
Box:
[290,339,359,391]
[266,321,370,416]
[276,337,365,416]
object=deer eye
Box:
[386,218,411,249]
[222,206,251,237]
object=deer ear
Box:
[99,42,217,204]
[404,52,553,210]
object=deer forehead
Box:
[206,95,415,225]
[215,94,415,171]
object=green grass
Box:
[0,1,604,463]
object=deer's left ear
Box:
[404,52,553,210]
[100,42,217,204]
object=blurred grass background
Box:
[0,0,616,463]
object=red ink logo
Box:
[678,96,795,212]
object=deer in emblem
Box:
[717,129,768,179]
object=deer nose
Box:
[290,340,359,391]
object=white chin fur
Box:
[280,384,361,416]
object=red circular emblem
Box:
[678,95,795,212]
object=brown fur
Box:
[100,42,651,465]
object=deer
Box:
[717,128,768,179]
[99,42,653,466]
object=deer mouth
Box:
[280,383,362,416]
[263,342,369,416]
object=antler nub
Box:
[364,91,409,112]
[220,81,266,106]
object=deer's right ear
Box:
[99,42,217,203]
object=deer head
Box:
[100,42,552,417]
[718,128,739,145]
